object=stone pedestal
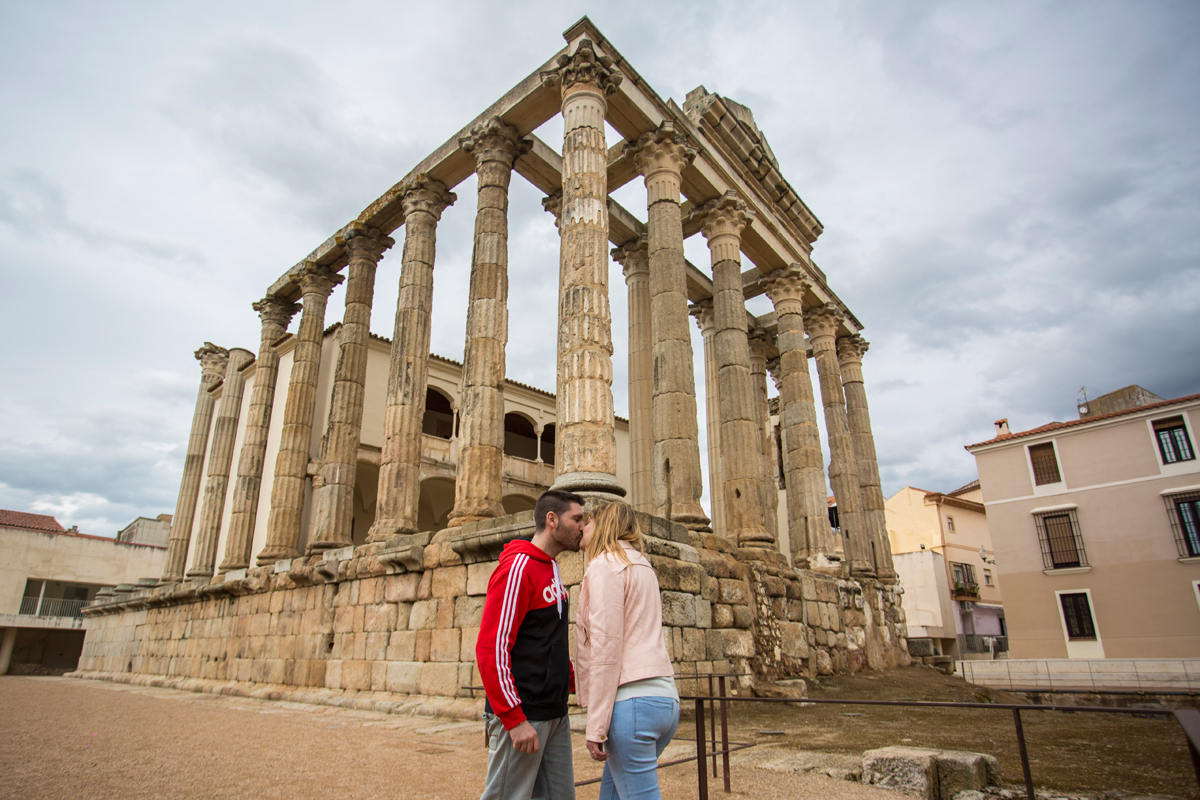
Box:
[369,178,456,542]
[160,343,228,584]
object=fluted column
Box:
[689,300,724,539]
[218,297,299,573]
[367,179,455,541]
[187,347,255,578]
[613,237,653,513]
[838,335,897,583]
[542,39,626,501]
[760,266,839,572]
[690,192,770,547]
[160,343,228,584]
[308,225,394,552]
[448,120,528,527]
[258,264,343,565]
[806,303,872,578]
[627,122,709,531]
[747,330,779,545]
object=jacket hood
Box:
[499,538,554,565]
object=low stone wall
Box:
[74,512,909,707]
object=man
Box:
[477,489,586,800]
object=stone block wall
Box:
[76,511,908,707]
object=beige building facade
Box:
[885,482,1005,659]
[76,20,907,707]
[967,390,1200,659]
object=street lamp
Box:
[978,545,996,565]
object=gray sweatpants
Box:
[480,713,575,800]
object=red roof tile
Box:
[967,392,1200,449]
[0,509,66,533]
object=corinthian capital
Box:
[400,175,456,222]
[459,118,531,168]
[541,39,623,95]
[804,302,844,341]
[625,122,696,204]
[688,298,715,332]
[759,264,811,316]
[253,295,300,334]
[195,342,230,384]
[836,334,870,365]
[293,261,344,298]
[341,223,394,262]
[688,191,754,264]
[541,191,563,230]
[748,328,775,364]
[611,235,649,280]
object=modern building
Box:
[117,514,172,547]
[885,482,1005,658]
[966,387,1200,659]
[0,509,166,674]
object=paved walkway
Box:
[0,675,898,800]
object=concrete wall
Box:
[973,402,1200,659]
[893,550,957,643]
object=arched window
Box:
[422,388,454,440]
[504,413,538,460]
[540,423,556,466]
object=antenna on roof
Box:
[1077,386,1090,418]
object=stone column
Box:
[759,266,839,572]
[690,192,770,547]
[838,335,897,583]
[159,343,228,584]
[613,237,653,513]
[257,263,343,565]
[308,225,394,553]
[218,296,299,573]
[542,39,626,501]
[747,330,779,544]
[186,347,255,578]
[368,178,456,542]
[626,122,709,531]
[689,299,724,539]
[806,302,873,578]
[449,120,528,528]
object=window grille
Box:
[1034,508,1087,569]
[1164,490,1200,558]
[1059,592,1096,640]
[1028,443,1062,485]
[1154,417,1195,464]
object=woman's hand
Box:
[586,739,608,761]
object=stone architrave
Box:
[747,329,779,544]
[689,192,771,547]
[541,39,626,501]
[613,237,653,513]
[838,335,897,583]
[186,347,255,578]
[160,343,228,584]
[759,266,839,571]
[308,225,394,553]
[806,302,873,578]
[258,263,343,565]
[626,122,709,531]
[368,178,456,542]
[689,300,724,539]
[218,296,299,574]
[448,119,529,528]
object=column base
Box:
[850,561,877,580]
[875,567,899,585]
[552,471,627,504]
[366,518,418,544]
[670,503,712,533]
[216,560,248,576]
[255,546,300,567]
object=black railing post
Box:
[718,675,731,793]
[1012,708,1035,800]
[694,697,709,800]
[707,674,717,777]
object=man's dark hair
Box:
[534,489,584,532]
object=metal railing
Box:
[959,658,1200,691]
[17,596,89,618]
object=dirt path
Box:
[0,676,898,800]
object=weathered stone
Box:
[863,747,939,800]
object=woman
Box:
[575,501,679,800]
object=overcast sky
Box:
[2,1,1197,537]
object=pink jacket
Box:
[575,542,674,742]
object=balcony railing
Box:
[18,597,89,619]
[953,581,981,599]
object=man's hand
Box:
[586,740,607,762]
[509,721,540,754]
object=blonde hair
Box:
[584,502,643,566]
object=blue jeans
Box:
[599,697,680,800]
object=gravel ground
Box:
[0,676,900,800]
